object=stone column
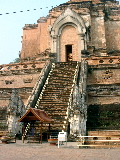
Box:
[79,60,88,136]
[91,10,107,56]
[51,35,60,62]
[51,36,57,53]
[78,33,85,62]
[105,15,120,51]
[57,35,60,62]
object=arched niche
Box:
[50,8,87,62]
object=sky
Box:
[0,0,67,65]
[0,0,120,65]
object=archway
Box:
[60,25,79,62]
[50,8,87,62]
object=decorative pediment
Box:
[51,8,86,36]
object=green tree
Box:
[9,58,20,64]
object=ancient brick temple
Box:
[0,0,120,140]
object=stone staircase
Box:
[82,130,120,148]
[35,61,80,132]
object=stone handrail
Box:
[79,60,88,119]
[67,62,80,116]
[35,62,56,108]
[25,62,52,110]
[67,60,88,137]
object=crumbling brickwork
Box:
[0,62,45,106]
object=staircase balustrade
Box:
[68,62,80,116]
[35,63,55,108]
[25,62,52,110]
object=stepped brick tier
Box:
[0,0,120,142]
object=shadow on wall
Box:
[87,104,120,130]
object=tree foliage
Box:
[9,58,20,64]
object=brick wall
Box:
[91,12,106,49]
[60,25,79,62]
[88,68,120,85]
[105,20,120,51]
[88,96,120,105]
[0,62,45,106]
[21,28,39,59]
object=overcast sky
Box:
[0,0,120,65]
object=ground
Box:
[0,140,120,160]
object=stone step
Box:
[40,96,70,100]
[39,105,68,108]
[39,98,69,103]
[41,93,70,96]
[55,62,77,68]
[50,73,75,77]
[39,103,68,106]
[41,104,68,107]
[42,90,71,94]
[39,97,69,104]
[48,77,74,81]
[46,81,73,84]
[51,69,75,73]
[39,105,68,109]
[42,111,67,114]
[52,69,76,72]
[44,85,73,89]
[51,68,76,72]
[43,89,71,92]
[42,92,71,96]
